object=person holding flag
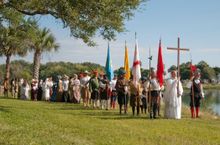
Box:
[188,69,205,118]
[116,68,129,114]
[130,34,142,116]
[149,68,161,119]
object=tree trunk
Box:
[5,55,11,80]
[33,50,41,80]
[4,55,11,97]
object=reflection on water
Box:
[182,89,220,115]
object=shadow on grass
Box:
[0,105,11,113]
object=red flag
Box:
[190,63,197,77]
[157,39,164,87]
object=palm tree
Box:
[0,8,27,83]
[30,28,59,80]
[0,19,29,81]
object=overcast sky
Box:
[1,0,220,71]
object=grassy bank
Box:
[183,84,220,90]
[0,98,220,145]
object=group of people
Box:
[115,66,204,119]
[2,66,204,119]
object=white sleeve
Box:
[201,85,205,98]
[186,81,192,89]
[178,81,183,96]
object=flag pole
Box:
[190,52,196,118]
[148,47,152,114]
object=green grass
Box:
[0,97,220,145]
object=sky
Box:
[1,0,220,70]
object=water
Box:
[182,89,220,115]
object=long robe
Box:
[164,78,183,119]
[72,79,81,103]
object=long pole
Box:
[148,48,152,113]
[177,37,180,97]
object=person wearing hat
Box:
[110,75,118,109]
[164,67,183,119]
[89,71,100,108]
[189,69,204,118]
[115,68,129,114]
[62,75,69,102]
[80,70,91,107]
[148,68,161,119]
[31,79,38,101]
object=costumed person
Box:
[69,77,74,103]
[129,77,141,116]
[164,67,183,119]
[148,68,161,119]
[89,71,100,108]
[99,73,108,110]
[56,75,63,102]
[31,79,38,101]
[140,90,147,114]
[110,75,117,109]
[115,68,129,114]
[80,70,91,107]
[188,69,204,118]
[72,74,81,104]
[3,78,9,97]
[20,80,30,100]
[140,77,149,114]
[62,75,69,102]
[37,79,43,101]
[18,78,24,99]
[50,77,58,102]
[43,78,53,101]
[11,78,19,98]
[11,79,15,98]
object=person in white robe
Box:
[164,69,183,119]
[20,80,30,100]
[43,78,53,101]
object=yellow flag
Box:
[124,43,130,80]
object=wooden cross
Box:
[167,37,190,96]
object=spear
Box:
[148,47,152,113]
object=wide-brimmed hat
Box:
[32,79,38,83]
[195,69,201,75]
[92,70,98,75]
[57,75,62,80]
[84,70,89,74]
[63,74,69,79]
[168,65,177,73]
[118,69,126,75]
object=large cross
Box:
[167,37,190,96]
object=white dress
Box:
[43,80,53,101]
[72,79,81,102]
[164,78,183,119]
[20,84,30,100]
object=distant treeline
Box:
[0,60,219,83]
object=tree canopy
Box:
[1,0,146,46]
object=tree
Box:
[29,27,59,80]
[0,8,30,81]
[197,61,216,81]
[1,0,146,46]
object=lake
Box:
[182,89,220,115]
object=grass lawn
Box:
[0,97,220,145]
